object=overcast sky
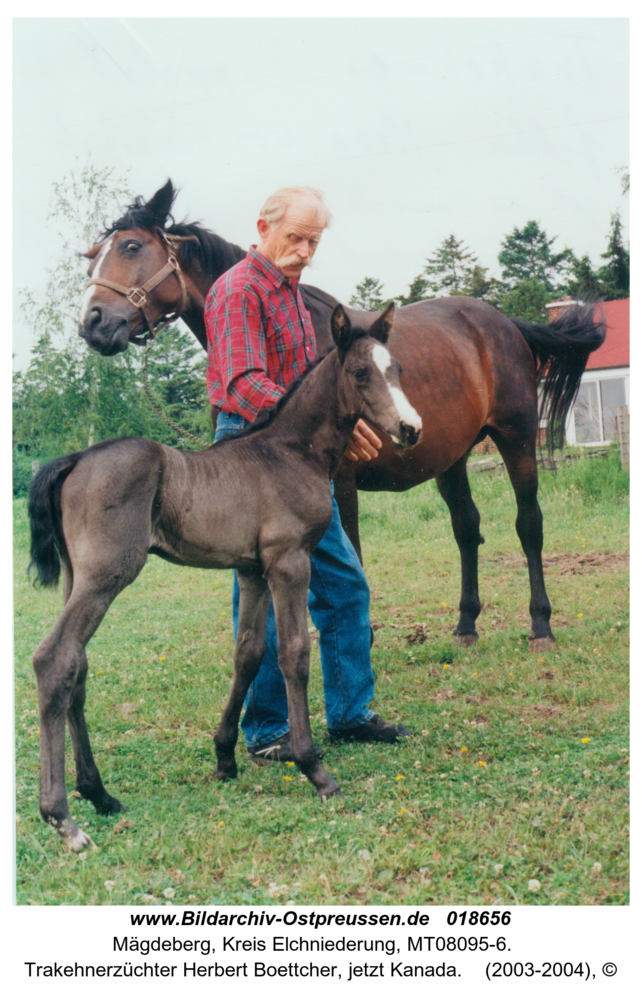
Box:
[13,16,629,370]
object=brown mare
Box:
[78,180,606,651]
[30,304,421,850]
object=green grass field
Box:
[13,452,629,906]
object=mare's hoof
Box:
[529,635,556,653]
[453,631,478,647]
[215,767,238,781]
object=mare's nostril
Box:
[87,306,103,330]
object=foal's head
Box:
[332,303,422,449]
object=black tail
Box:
[28,453,81,588]
[513,304,606,452]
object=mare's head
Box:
[78,180,191,355]
[332,303,422,449]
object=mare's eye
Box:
[353,369,368,383]
[124,241,141,253]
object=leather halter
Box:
[85,229,195,342]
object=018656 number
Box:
[447,911,511,927]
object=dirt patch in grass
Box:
[481,551,628,575]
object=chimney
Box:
[545,296,582,323]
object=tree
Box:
[395,273,431,307]
[597,211,629,299]
[498,278,550,324]
[498,220,572,292]
[422,235,478,296]
[459,264,504,307]
[349,277,386,311]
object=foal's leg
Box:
[436,454,484,645]
[269,551,341,799]
[67,648,124,816]
[214,572,271,780]
[34,587,116,851]
[489,429,555,652]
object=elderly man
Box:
[205,186,410,763]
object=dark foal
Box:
[30,304,422,851]
[77,181,605,652]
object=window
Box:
[572,376,627,445]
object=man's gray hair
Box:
[259,186,332,229]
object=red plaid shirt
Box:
[205,246,317,421]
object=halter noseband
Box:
[85,229,196,342]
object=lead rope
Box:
[142,337,211,448]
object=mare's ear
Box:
[368,302,395,344]
[330,304,354,356]
[83,244,102,260]
[146,179,176,225]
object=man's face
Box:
[257,199,325,280]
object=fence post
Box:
[616,404,629,469]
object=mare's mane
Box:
[99,187,246,281]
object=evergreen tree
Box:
[460,264,504,307]
[498,220,572,292]
[597,212,629,299]
[349,277,386,311]
[395,273,431,306]
[422,235,477,295]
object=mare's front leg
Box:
[269,550,341,799]
[214,571,271,780]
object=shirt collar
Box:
[248,245,300,292]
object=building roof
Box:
[585,299,629,370]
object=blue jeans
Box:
[215,409,375,747]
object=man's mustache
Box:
[275,253,310,269]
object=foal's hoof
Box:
[95,794,125,816]
[453,631,478,647]
[318,778,343,801]
[529,635,556,654]
[59,821,96,853]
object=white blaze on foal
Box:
[372,343,422,443]
[78,235,114,324]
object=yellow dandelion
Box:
[578,613,583,618]
[284,776,293,781]
[396,775,405,781]
[97,669,104,675]
[221,611,227,616]
[581,737,591,744]
[160,656,165,661]
[461,747,468,753]
[444,663,450,669]
[218,821,224,827]
[441,602,447,608]
[285,761,295,767]
[477,761,487,767]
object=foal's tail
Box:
[513,304,606,452]
[28,453,82,588]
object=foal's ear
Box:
[145,179,176,225]
[331,304,354,355]
[368,302,396,344]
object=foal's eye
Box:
[353,369,368,383]
[124,241,141,253]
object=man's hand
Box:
[345,419,382,462]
